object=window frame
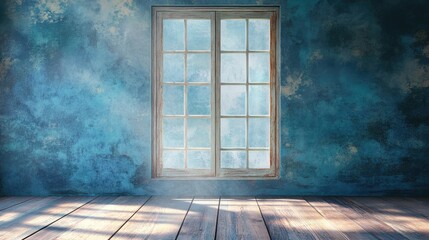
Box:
[152,7,279,179]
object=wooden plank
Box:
[325,197,408,240]
[217,197,270,240]
[177,197,219,240]
[26,196,149,240]
[0,196,93,239]
[306,197,377,240]
[258,198,347,240]
[111,197,192,240]
[385,197,429,219]
[0,197,33,211]
[348,197,429,240]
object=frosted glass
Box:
[163,150,184,168]
[221,151,246,168]
[221,85,246,116]
[221,118,246,148]
[188,150,211,169]
[163,19,184,50]
[249,85,269,116]
[221,53,246,83]
[187,20,211,50]
[221,19,246,50]
[162,118,184,148]
[163,54,184,83]
[248,118,270,148]
[249,19,270,50]
[163,85,184,115]
[187,118,211,148]
[188,86,211,115]
[187,54,211,83]
[249,151,270,169]
[249,53,270,83]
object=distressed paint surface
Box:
[0,0,428,196]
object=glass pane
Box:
[221,19,246,50]
[163,118,184,148]
[249,151,270,169]
[249,19,270,51]
[221,53,246,83]
[187,54,211,83]
[248,118,270,148]
[249,53,270,83]
[188,150,211,169]
[163,19,184,50]
[163,54,184,83]
[187,118,211,148]
[163,85,184,115]
[188,86,211,115]
[221,118,246,148]
[163,150,184,169]
[187,20,211,50]
[221,151,246,168]
[221,85,246,116]
[249,85,269,116]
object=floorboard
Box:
[325,197,408,240]
[111,197,192,240]
[217,197,270,240]
[0,197,33,211]
[0,196,93,239]
[258,198,347,240]
[348,197,429,240]
[177,197,219,240]
[26,196,149,240]
[306,197,377,240]
[0,196,426,240]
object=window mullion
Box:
[245,18,249,169]
[184,19,188,169]
[214,12,221,177]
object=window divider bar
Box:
[184,19,188,169]
[245,18,249,170]
[214,11,221,177]
[221,50,269,53]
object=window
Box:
[152,7,279,178]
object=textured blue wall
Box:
[0,0,428,196]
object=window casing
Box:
[152,7,279,178]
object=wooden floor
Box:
[0,196,428,239]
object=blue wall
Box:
[0,0,428,196]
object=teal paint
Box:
[0,0,428,196]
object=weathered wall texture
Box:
[0,0,428,196]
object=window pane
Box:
[187,20,211,50]
[163,118,184,148]
[221,118,246,148]
[163,54,184,83]
[249,151,270,169]
[221,53,246,83]
[221,19,246,50]
[249,19,270,51]
[248,118,270,148]
[163,85,184,115]
[188,86,211,115]
[249,53,269,83]
[163,19,184,50]
[221,151,246,168]
[188,150,211,169]
[249,85,269,116]
[187,118,211,148]
[163,150,184,169]
[221,85,246,116]
[187,54,211,83]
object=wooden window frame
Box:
[152,7,279,179]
